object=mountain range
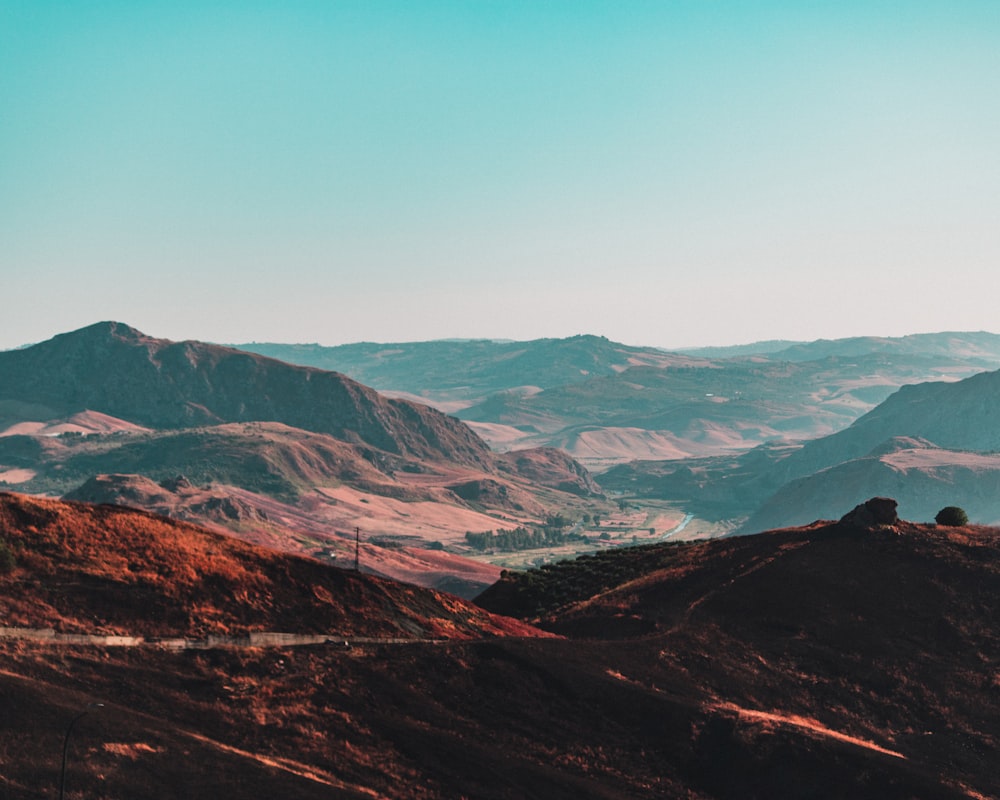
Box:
[4,322,1000,796]
[8,322,1000,574]
[236,327,1000,534]
[237,331,1000,468]
[0,322,609,596]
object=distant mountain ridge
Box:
[679,331,1000,363]
[237,334,699,399]
[771,331,1000,363]
[237,331,1000,466]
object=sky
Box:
[2,1,999,351]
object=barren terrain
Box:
[2,494,998,798]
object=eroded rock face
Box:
[839,496,899,529]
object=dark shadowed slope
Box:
[479,509,1000,798]
[0,501,1000,800]
[1,496,991,798]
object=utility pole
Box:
[354,527,360,572]
[60,703,104,800]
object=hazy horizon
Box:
[7,319,1000,357]
[3,2,998,352]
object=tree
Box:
[935,506,969,526]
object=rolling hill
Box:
[0,492,540,639]
[601,360,1000,532]
[719,366,1000,531]
[2,495,997,798]
[771,367,1000,483]
[742,438,1000,532]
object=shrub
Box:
[0,540,15,573]
[935,506,969,527]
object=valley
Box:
[4,323,1000,797]
[7,323,1000,581]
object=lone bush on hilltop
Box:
[934,506,969,527]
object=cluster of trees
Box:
[465,515,580,553]
[489,540,686,619]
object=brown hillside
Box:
[478,512,1000,796]
[0,500,991,798]
[0,492,542,639]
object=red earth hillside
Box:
[0,492,544,639]
[2,496,996,799]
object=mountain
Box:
[237,334,695,400]
[742,438,1000,532]
[2,496,996,798]
[238,332,1000,468]
[0,321,493,469]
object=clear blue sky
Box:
[2,1,998,350]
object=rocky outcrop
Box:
[839,496,899,530]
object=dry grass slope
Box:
[0,492,543,639]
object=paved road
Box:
[0,626,448,650]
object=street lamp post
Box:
[59,703,104,800]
